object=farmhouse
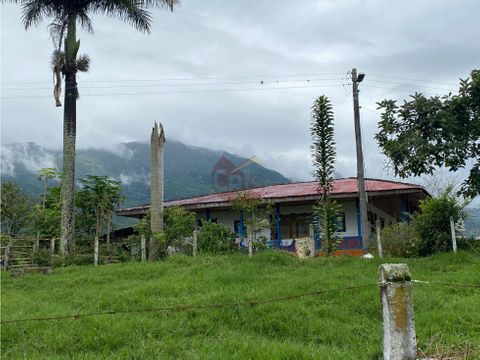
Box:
[117,177,428,255]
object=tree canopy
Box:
[375,69,480,197]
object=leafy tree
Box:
[412,186,468,256]
[133,207,195,258]
[37,168,59,211]
[164,206,195,250]
[310,96,342,256]
[197,222,237,255]
[30,186,62,240]
[6,0,179,256]
[232,191,271,257]
[0,181,32,236]
[76,175,123,262]
[376,69,480,197]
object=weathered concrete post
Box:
[449,216,457,253]
[379,263,416,360]
[94,236,99,266]
[50,239,56,255]
[192,230,198,257]
[141,235,146,262]
[376,220,383,259]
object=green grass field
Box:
[1,251,479,359]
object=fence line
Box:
[2,279,478,325]
[412,280,480,289]
[1,284,374,324]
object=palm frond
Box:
[21,0,56,29]
[140,0,180,11]
[77,10,94,34]
[76,54,90,72]
[89,0,153,33]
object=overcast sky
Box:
[1,0,479,186]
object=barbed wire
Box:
[2,277,478,325]
[412,280,480,289]
[0,284,374,324]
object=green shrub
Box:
[379,222,419,257]
[458,237,480,253]
[197,222,237,255]
[32,248,52,267]
[412,187,466,256]
[165,207,196,248]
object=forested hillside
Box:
[1,141,289,207]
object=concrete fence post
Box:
[140,235,146,262]
[379,263,416,360]
[449,216,457,253]
[50,239,55,255]
[94,236,99,266]
[192,230,198,257]
[376,220,383,259]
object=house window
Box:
[336,212,346,232]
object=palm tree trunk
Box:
[149,122,165,261]
[60,16,78,256]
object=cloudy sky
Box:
[1,0,479,185]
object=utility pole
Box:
[352,68,369,249]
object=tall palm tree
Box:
[5,0,179,255]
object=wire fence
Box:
[1,280,478,325]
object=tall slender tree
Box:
[310,96,342,256]
[5,0,179,256]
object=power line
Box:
[0,84,345,100]
[367,79,453,92]
[368,73,458,87]
[1,72,345,86]
[2,78,341,92]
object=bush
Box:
[378,222,419,257]
[164,207,196,249]
[412,187,466,256]
[197,222,237,255]
[458,237,480,253]
[32,248,52,267]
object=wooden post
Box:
[94,236,99,266]
[376,220,383,259]
[309,224,315,257]
[192,230,198,257]
[141,235,146,262]
[50,239,55,255]
[379,264,417,360]
[450,216,457,253]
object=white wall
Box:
[193,200,361,240]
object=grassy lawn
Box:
[1,251,479,359]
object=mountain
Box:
[464,207,480,237]
[1,141,290,207]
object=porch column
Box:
[356,199,363,248]
[206,208,211,222]
[276,203,281,249]
[400,196,409,222]
[239,211,245,245]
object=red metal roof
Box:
[167,178,424,206]
[118,178,426,214]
